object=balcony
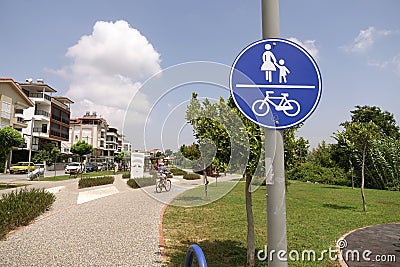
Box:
[30,93,51,104]
[12,117,28,128]
[34,109,50,121]
[33,127,49,137]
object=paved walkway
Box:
[0,175,178,266]
[339,223,400,267]
[0,173,241,266]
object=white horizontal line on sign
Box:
[236,84,316,89]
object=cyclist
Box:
[159,163,169,183]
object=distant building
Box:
[66,111,108,158]
[64,112,132,163]
[105,127,119,158]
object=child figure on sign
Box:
[276,59,290,84]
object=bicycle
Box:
[155,171,171,193]
[251,91,300,117]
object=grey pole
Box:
[261,0,288,266]
[27,117,34,179]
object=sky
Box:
[1,0,399,151]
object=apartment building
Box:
[64,112,132,162]
[105,127,119,158]
[10,79,74,162]
[67,112,108,158]
[0,78,34,130]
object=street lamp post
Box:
[27,117,34,178]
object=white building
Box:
[19,79,73,154]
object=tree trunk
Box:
[350,160,354,189]
[245,172,255,267]
[361,146,367,212]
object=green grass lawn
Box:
[162,180,400,266]
[0,183,29,190]
[37,171,122,181]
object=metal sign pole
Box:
[262,0,288,266]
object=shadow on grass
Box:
[322,203,356,210]
[165,239,247,267]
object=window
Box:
[61,126,69,139]
[51,107,61,122]
[41,124,48,133]
[1,101,11,119]
[50,123,60,137]
[61,111,69,124]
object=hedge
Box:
[127,177,155,189]
[287,163,350,186]
[183,173,201,180]
[78,176,115,189]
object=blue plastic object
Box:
[185,244,208,267]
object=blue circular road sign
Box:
[230,38,322,129]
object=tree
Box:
[33,143,61,166]
[180,143,201,160]
[186,93,261,267]
[345,105,400,138]
[115,152,129,171]
[366,137,400,191]
[164,149,173,157]
[332,105,400,190]
[340,121,381,212]
[71,141,93,176]
[0,126,24,172]
[283,126,309,171]
[308,140,335,168]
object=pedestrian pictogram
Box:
[230,38,322,129]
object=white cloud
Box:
[60,20,161,129]
[288,37,319,60]
[368,54,400,76]
[343,26,392,53]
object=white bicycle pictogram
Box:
[251,91,300,117]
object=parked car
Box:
[85,162,98,172]
[97,163,105,171]
[10,162,35,174]
[65,162,82,174]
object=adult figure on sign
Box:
[261,43,277,82]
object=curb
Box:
[158,192,182,265]
[158,203,169,262]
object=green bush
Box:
[0,188,55,239]
[183,173,201,180]
[78,176,115,189]
[287,163,350,186]
[170,167,188,176]
[122,173,130,179]
[127,177,155,189]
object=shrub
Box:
[170,167,188,176]
[127,178,139,189]
[127,177,155,189]
[122,173,130,179]
[78,176,115,189]
[183,173,201,180]
[287,163,350,186]
[0,188,55,239]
